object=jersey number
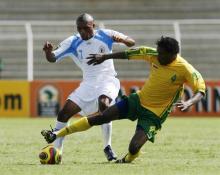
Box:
[78,49,83,59]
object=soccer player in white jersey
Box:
[42,13,135,162]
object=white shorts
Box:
[68,76,120,115]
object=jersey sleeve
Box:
[52,36,74,62]
[124,47,158,62]
[184,64,206,94]
[103,29,128,41]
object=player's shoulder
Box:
[175,55,196,71]
[176,55,190,66]
[68,34,81,42]
[58,34,82,49]
[65,34,83,45]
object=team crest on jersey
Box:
[171,74,177,82]
[99,46,105,53]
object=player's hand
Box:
[86,54,106,65]
[112,35,123,43]
[174,100,192,111]
[43,41,53,53]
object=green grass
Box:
[0,117,220,175]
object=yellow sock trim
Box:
[56,117,91,137]
[124,151,140,163]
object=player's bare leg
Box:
[116,128,147,163]
[42,104,120,143]
[98,95,117,161]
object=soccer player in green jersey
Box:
[41,36,206,163]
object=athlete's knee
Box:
[98,95,112,112]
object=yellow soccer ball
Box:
[39,145,61,164]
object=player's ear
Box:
[93,23,95,28]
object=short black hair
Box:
[76,13,94,23]
[156,36,179,54]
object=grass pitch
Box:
[0,117,220,175]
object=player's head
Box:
[156,36,179,65]
[76,13,95,40]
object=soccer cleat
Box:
[41,130,57,144]
[115,154,131,164]
[115,157,127,163]
[104,145,117,161]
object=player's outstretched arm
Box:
[43,41,56,63]
[175,91,204,111]
[113,35,135,47]
[87,52,127,65]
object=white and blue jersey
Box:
[52,29,128,115]
[53,29,128,82]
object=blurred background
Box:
[0,0,220,117]
[1,0,220,80]
[1,2,220,173]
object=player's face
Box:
[77,21,94,40]
[157,47,176,65]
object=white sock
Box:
[54,120,68,154]
[101,122,112,148]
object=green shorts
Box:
[117,93,168,142]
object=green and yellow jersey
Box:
[125,47,206,117]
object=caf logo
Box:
[38,85,60,117]
[99,46,105,53]
[39,85,59,103]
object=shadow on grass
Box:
[10,161,135,166]
[71,161,135,165]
